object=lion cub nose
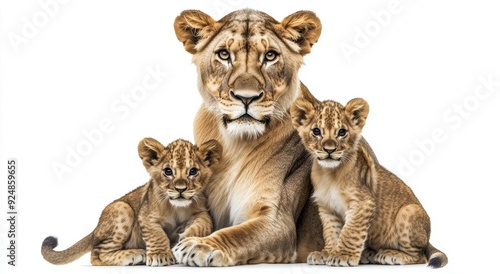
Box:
[324,147,336,154]
[174,179,188,193]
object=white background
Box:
[1,0,500,274]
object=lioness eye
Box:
[264,50,278,62]
[189,168,198,176]
[217,49,230,61]
[338,129,347,137]
[312,128,321,136]
[163,168,173,176]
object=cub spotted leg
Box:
[138,208,175,266]
[307,205,343,265]
[372,204,429,265]
[326,197,375,267]
[90,201,146,266]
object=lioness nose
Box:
[233,74,261,92]
[231,91,264,106]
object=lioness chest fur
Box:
[41,138,221,266]
[291,97,448,268]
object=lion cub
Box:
[291,98,448,268]
[42,138,221,266]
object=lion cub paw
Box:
[360,248,376,264]
[307,250,330,265]
[146,250,175,266]
[372,249,407,265]
[118,249,146,266]
[173,237,232,266]
[326,252,360,267]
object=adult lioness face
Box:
[174,9,321,139]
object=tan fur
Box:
[172,9,326,266]
[41,138,221,266]
[291,97,448,268]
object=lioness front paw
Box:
[146,250,175,266]
[326,252,360,267]
[307,250,330,265]
[173,237,233,266]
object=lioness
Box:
[172,8,333,266]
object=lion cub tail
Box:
[41,233,93,265]
[425,242,448,268]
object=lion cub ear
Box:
[278,11,322,55]
[345,98,369,130]
[138,138,164,170]
[197,139,222,167]
[291,98,315,128]
[174,10,219,54]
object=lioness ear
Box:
[291,98,315,128]
[345,98,369,130]
[174,10,218,54]
[197,139,222,167]
[279,11,322,55]
[138,138,164,170]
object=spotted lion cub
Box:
[42,138,221,266]
[291,97,448,268]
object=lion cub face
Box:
[138,138,222,207]
[291,98,369,169]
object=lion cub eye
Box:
[337,129,347,137]
[216,49,230,61]
[264,50,278,62]
[312,128,322,136]
[188,168,198,176]
[163,168,173,176]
